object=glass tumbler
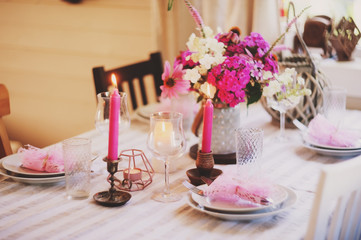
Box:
[235,128,264,177]
[323,87,347,127]
[63,138,92,200]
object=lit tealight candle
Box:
[153,121,175,153]
[123,168,142,181]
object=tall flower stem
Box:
[183,0,205,38]
[263,5,310,59]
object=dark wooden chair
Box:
[92,52,163,110]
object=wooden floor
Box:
[0,0,156,147]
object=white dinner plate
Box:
[191,184,288,213]
[0,160,65,184]
[135,103,163,119]
[303,134,361,151]
[2,154,64,177]
[187,186,297,221]
[303,142,361,157]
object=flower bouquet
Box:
[162,0,306,159]
[161,1,279,107]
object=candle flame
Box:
[111,74,117,89]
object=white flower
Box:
[278,73,293,84]
[297,76,305,85]
[203,26,214,38]
[263,80,281,97]
[263,71,274,80]
[284,68,296,75]
[214,53,226,65]
[200,82,216,98]
[206,38,225,55]
[186,33,197,51]
[287,95,301,105]
[199,54,215,70]
[303,89,312,96]
[184,68,201,83]
[196,65,208,76]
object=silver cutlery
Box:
[292,119,308,132]
[182,180,205,196]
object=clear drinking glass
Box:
[235,128,264,177]
[95,91,130,136]
[267,96,301,142]
[63,138,92,200]
[147,112,186,202]
[323,87,346,127]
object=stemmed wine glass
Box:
[266,96,300,142]
[264,68,311,142]
[147,112,186,202]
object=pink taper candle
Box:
[201,99,213,153]
[108,74,120,161]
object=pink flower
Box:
[208,56,251,107]
[160,61,190,99]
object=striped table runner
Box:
[1,103,360,240]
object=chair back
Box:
[92,52,163,110]
[0,84,12,158]
[305,155,361,240]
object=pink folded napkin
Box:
[18,145,64,173]
[308,114,359,147]
[204,173,273,206]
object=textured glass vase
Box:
[198,104,241,154]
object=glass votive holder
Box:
[235,128,264,177]
[323,86,347,127]
[62,137,92,200]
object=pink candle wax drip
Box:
[107,75,120,161]
[201,99,213,153]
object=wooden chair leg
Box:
[0,118,12,158]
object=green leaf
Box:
[196,95,203,103]
[246,82,262,106]
[168,0,174,11]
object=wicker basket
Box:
[261,2,330,128]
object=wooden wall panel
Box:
[0,0,156,147]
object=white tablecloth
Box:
[1,103,360,240]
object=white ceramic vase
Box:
[198,104,241,154]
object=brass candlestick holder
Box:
[186,150,222,186]
[93,157,131,207]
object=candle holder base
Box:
[186,168,222,186]
[93,157,132,207]
[93,190,131,207]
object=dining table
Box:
[1,102,361,240]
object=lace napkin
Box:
[307,114,359,147]
[204,173,273,206]
[18,145,64,173]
